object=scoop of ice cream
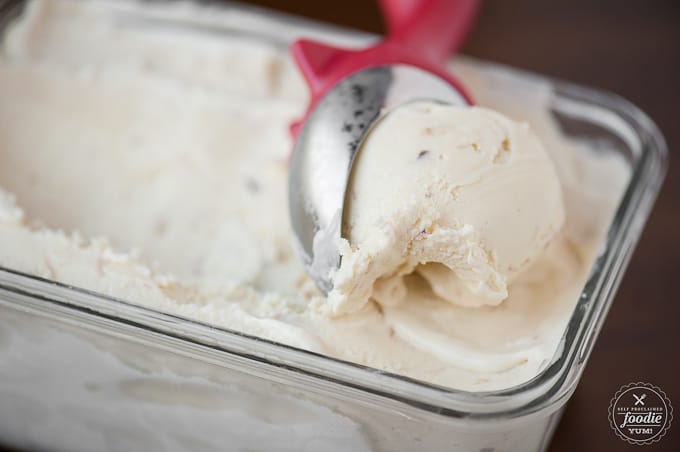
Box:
[328,102,565,314]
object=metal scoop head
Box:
[289,0,479,293]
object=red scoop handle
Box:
[291,0,480,136]
[380,0,478,62]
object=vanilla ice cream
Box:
[0,0,630,391]
[330,102,564,314]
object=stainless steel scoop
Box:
[288,0,479,293]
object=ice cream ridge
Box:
[329,102,564,315]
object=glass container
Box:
[0,1,667,451]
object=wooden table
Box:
[2,0,678,451]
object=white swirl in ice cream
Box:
[329,102,565,314]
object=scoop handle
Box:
[380,0,479,65]
[290,0,479,136]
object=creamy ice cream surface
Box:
[0,0,630,391]
[330,102,565,314]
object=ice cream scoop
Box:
[329,102,565,314]
[289,0,480,293]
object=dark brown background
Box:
[242,1,680,451]
[3,0,679,451]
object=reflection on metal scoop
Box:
[289,0,479,293]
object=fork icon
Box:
[633,393,646,406]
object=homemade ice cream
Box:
[0,0,630,391]
[331,102,565,314]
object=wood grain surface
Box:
[2,0,678,451]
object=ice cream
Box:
[0,0,630,391]
[330,102,565,314]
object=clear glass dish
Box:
[0,1,667,451]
